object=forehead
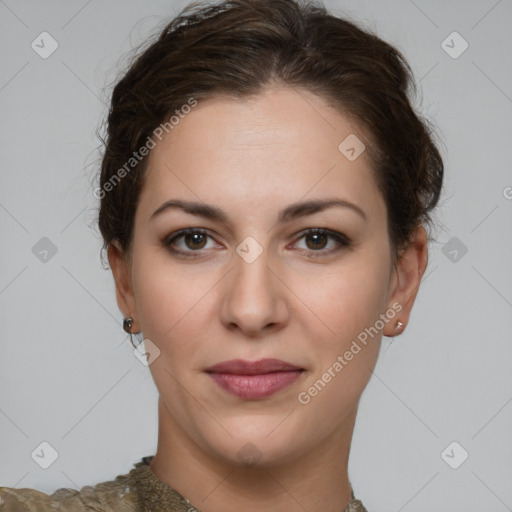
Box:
[138,86,385,222]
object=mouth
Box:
[205,358,305,400]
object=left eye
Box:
[293,228,351,255]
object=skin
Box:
[108,85,428,512]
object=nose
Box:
[220,246,289,338]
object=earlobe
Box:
[383,226,428,337]
[107,241,138,331]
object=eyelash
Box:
[164,228,351,259]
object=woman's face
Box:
[111,86,423,467]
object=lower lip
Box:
[208,371,303,400]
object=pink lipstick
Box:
[206,358,304,400]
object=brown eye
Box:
[165,229,216,257]
[305,232,329,250]
[183,232,208,250]
[294,228,351,257]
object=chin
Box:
[200,415,316,469]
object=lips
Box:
[206,358,302,375]
[206,358,304,400]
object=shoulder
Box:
[0,468,139,512]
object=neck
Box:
[149,397,357,512]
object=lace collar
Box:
[128,456,367,512]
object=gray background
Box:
[1,1,511,511]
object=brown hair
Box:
[96,0,443,265]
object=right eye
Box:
[164,228,220,257]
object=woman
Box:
[0,0,443,510]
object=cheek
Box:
[292,245,391,409]
[291,259,390,441]
[132,242,193,325]
[130,249,219,367]
[295,250,392,344]
[131,259,213,416]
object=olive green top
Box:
[0,456,368,511]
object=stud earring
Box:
[123,317,133,333]
[123,316,142,348]
[395,320,404,330]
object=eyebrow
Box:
[150,197,367,223]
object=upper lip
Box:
[205,358,303,375]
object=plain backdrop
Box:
[1,1,511,511]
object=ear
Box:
[383,225,428,337]
[107,241,140,332]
